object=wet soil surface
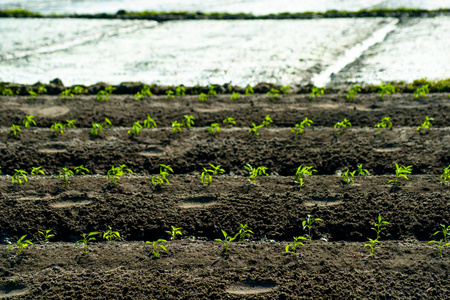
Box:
[0,93,449,299]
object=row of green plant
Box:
[2,163,449,187]
[6,220,449,259]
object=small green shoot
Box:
[295,165,317,186]
[230,92,240,100]
[346,84,361,99]
[31,166,45,176]
[291,117,313,135]
[12,169,27,184]
[208,123,221,134]
[183,115,195,127]
[23,115,36,128]
[134,86,153,100]
[266,88,279,100]
[128,121,143,136]
[74,232,99,254]
[38,86,47,94]
[61,89,74,99]
[166,226,182,240]
[171,121,183,134]
[365,214,389,256]
[441,165,450,185]
[107,164,133,185]
[417,116,434,134]
[248,122,264,136]
[72,86,85,94]
[236,224,253,242]
[7,235,33,256]
[91,118,112,136]
[166,90,174,99]
[429,224,450,258]
[388,162,412,186]
[356,164,369,176]
[74,165,89,175]
[223,117,236,127]
[66,120,76,128]
[1,88,16,96]
[96,86,115,101]
[286,236,308,254]
[38,230,55,243]
[334,118,351,135]
[377,82,395,100]
[8,124,21,136]
[198,93,208,101]
[215,230,236,256]
[374,116,392,134]
[341,169,356,184]
[208,85,217,96]
[50,122,65,136]
[201,164,225,185]
[28,89,37,99]
[103,226,121,242]
[262,114,273,127]
[146,239,167,258]
[280,85,291,94]
[143,115,157,128]
[414,85,429,98]
[302,214,322,241]
[152,164,174,186]
[310,86,325,100]
[245,86,254,95]
[59,167,74,185]
[175,85,185,96]
[244,164,268,184]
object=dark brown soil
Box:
[0,93,449,299]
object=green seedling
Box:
[356,164,369,176]
[96,90,109,101]
[128,121,143,136]
[61,89,74,99]
[295,165,317,186]
[166,90,175,99]
[183,115,195,127]
[374,116,392,134]
[266,88,280,100]
[429,224,450,258]
[31,166,45,176]
[310,86,325,100]
[8,124,21,136]
[208,123,221,134]
[365,214,389,256]
[38,86,47,94]
[215,230,237,256]
[59,167,74,185]
[152,164,174,186]
[346,84,361,99]
[66,119,76,128]
[107,164,133,185]
[286,236,308,254]
[51,122,65,136]
[175,85,185,96]
[171,121,183,134]
[236,224,253,242]
[414,84,429,98]
[417,116,434,134]
[198,93,208,101]
[248,122,264,136]
[75,232,99,254]
[365,238,380,257]
[74,165,89,175]
[12,169,27,184]
[1,88,15,96]
[245,86,254,95]
[91,118,112,135]
[134,85,153,100]
[302,214,322,241]
[334,118,351,135]
[146,239,167,258]
[388,162,412,186]
[291,117,313,135]
[103,226,121,242]
[230,92,240,100]
[262,114,273,127]
[143,115,157,128]
[38,230,55,243]
[280,85,291,94]
[72,86,85,94]
[441,165,450,185]
[208,85,217,96]
[7,235,33,256]
[341,169,356,184]
[223,117,236,127]
[166,226,182,240]
[244,164,268,184]
[28,89,37,99]
[0,167,2,174]
[377,82,395,99]
[105,85,115,94]
[201,164,225,185]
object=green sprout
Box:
[295,165,317,186]
[143,115,157,128]
[377,82,395,99]
[236,224,253,242]
[183,115,195,127]
[103,226,121,242]
[291,117,313,135]
[222,117,236,127]
[12,169,28,184]
[152,164,174,186]
[310,86,325,100]
[38,86,47,94]
[388,162,412,186]
[72,86,85,94]
[374,116,392,134]
[1,88,16,96]
[365,214,389,256]
[208,123,221,135]
[266,88,280,100]
[175,85,185,96]
[414,85,429,98]
[31,166,45,176]
[201,164,225,185]
[75,232,99,254]
[38,230,55,243]
[51,122,65,136]
[166,226,182,240]
[134,85,153,100]
[166,90,175,99]
[8,124,21,136]
[286,236,308,254]
[91,118,112,136]
[215,230,237,256]
[171,121,183,134]
[262,114,273,127]
[146,239,167,258]
[61,89,74,99]
[28,89,37,99]
[280,85,291,94]
[346,84,361,99]
[96,86,115,101]
[59,167,74,185]
[248,122,264,136]
[334,118,352,135]
[107,164,133,185]
[302,214,323,241]
[441,165,450,185]
[128,121,143,136]
[230,92,240,100]
[7,235,33,256]
[356,164,369,176]
[74,165,89,175]
[417,116,434,134]
[105,85,115,94]
[198,93,208,101]
[208,85,217,96]
[66,119,76,128]
[244,164,268,184]
[429,224,450,258]
[245,86,254,95]
[341,169,356,185]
